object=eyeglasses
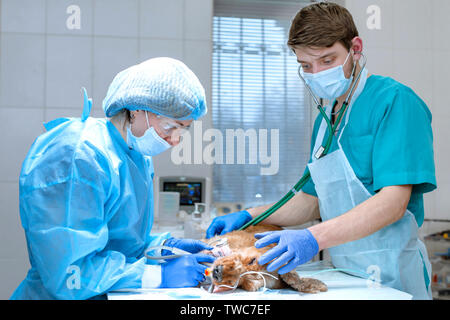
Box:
[156,115,191,136]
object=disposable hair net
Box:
[102,57,207,120]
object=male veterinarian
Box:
[206,2,436,300]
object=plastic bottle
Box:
[184,203,204,239]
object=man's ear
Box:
[350,36,363,61]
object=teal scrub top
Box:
[302,75,437,227]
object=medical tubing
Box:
[214,271,279,293]
[213,267,380,294]
[145,239,232,263]
[239,102,349,230]
[302,267,371,279]
[144,245,191,261]
[301,266,385,286]
[240,61,369,229]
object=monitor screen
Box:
[163,182,202,205]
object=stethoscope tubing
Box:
[240,53,367,230]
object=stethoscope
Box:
[239,52,367,230]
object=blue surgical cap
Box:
[102,57,207,120]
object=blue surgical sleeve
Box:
[20,179,146,299]
[19,160,147,300]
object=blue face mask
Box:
[127,111,171,156]
[300,51,356,101]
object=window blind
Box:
[212,1,312,208]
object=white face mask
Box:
[126,111,171,156]
[300,51,356,101]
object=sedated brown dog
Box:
[202,225,327,294]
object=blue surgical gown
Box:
[11,117,170,300]
[302,75,437,227]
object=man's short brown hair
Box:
[288,2,359,51]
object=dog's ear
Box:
[241,254,258,266]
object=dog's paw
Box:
[298,277,328,293]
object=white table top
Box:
[107,260,412,300]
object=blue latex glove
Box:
[254,229,319,274]
[162,238,213,256]
[160,253,215,288]
[205,210,253,239]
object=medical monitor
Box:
[156,176,211,215]
[162,181,202,205]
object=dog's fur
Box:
[203,225,327,294]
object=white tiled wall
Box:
[46,0,94,35]
[46,36,94,108]
[140,0,184,39]
[0,0,213,299]
[345,0,450,234]
[0,34,47,108]
[94,0,140,37]
[1,0,47,33]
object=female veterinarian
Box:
[206,2,436,300]
[11,57,214,300]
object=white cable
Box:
[214,271,278,293]
[144,245,191,261]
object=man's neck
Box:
[337,63,362,107]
